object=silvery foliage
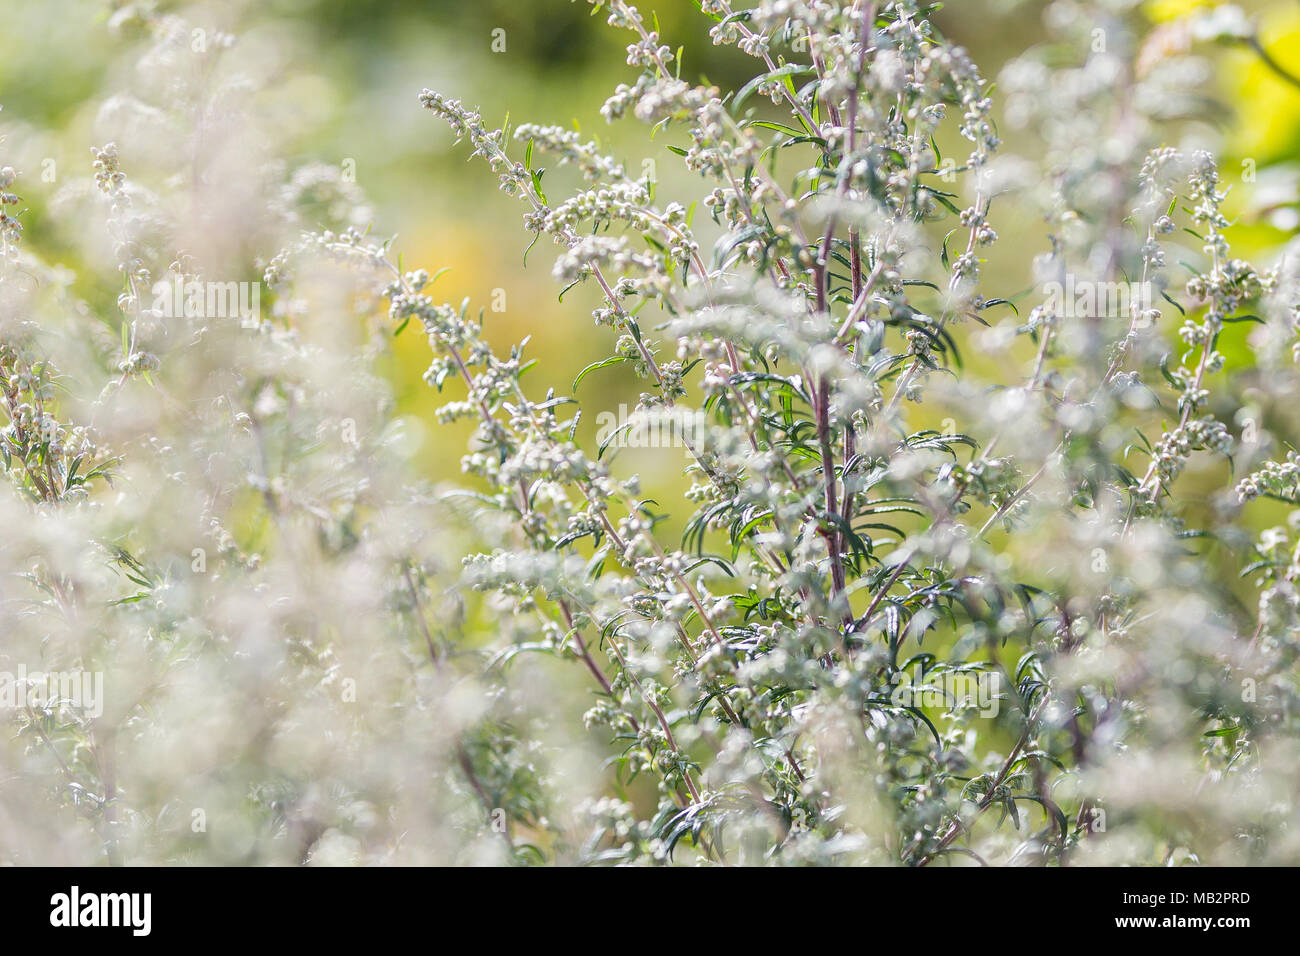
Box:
[2,0,1299,865]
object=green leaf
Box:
[732,64,815,116]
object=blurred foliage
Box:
[2,0,1300,865]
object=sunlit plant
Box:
[2,0,1299,866]
[386,0,1300,864]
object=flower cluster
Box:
[375,0,1300,864]
[3,0,1300,868]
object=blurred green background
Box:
[2,0,1299,488]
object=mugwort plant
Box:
[2,0,1299,865]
